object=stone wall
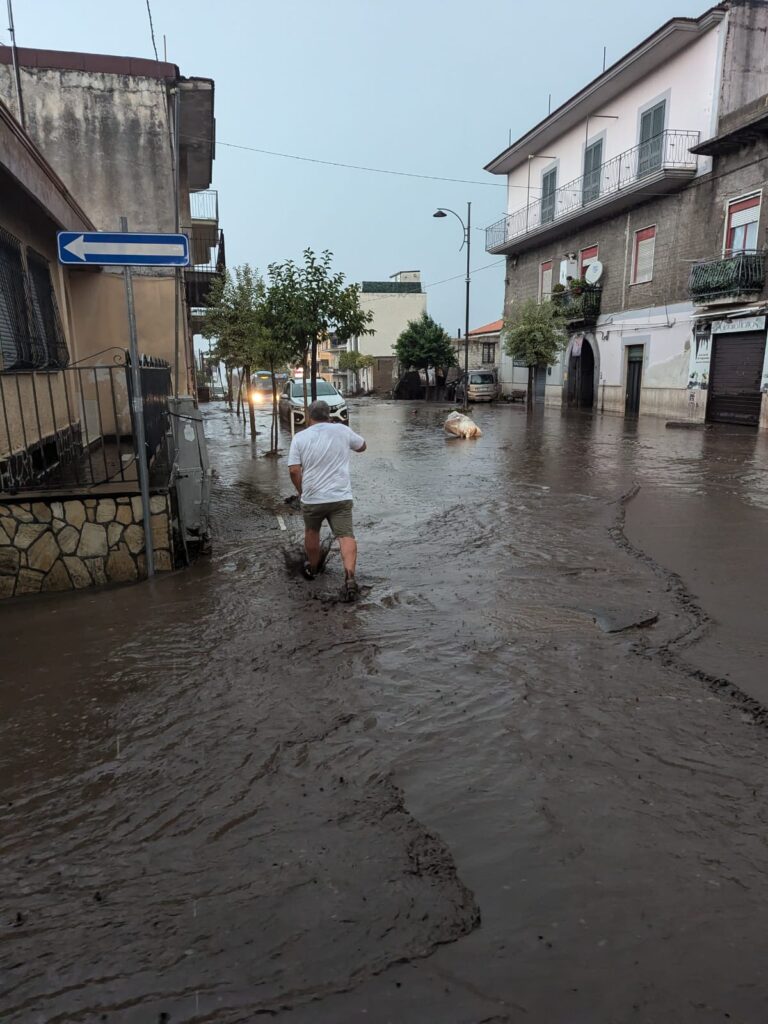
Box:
[0,493,174,599]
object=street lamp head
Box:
[433,209,447,218]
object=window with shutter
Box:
[638,101,665,177]
[541,168,557,224]
[540,260,553,299]
[582,140,603,205]
[725,194,760,254]
[0,228,35,371]
[579,246,599,277]
[632,226,656,284]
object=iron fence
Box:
[486,130,700,252]
[688,250,766,304]
[551,284,602,324]
[0,352,173,493]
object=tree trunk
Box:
[225,366,233,411]
[235,372,243,418]
[310,337,318,402]
[302,354,309,424]
[270,357,278,453]
[527,364,534,410]
[244,363,257,439]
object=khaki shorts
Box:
[301,499,355,538]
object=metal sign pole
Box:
[121,216,156,578]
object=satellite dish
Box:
[585,260,604,285]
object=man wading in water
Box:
[288,400,367,601]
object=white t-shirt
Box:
[287,423,366,504]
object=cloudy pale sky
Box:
[12,0,707,334]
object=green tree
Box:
[338,350,375,394]
[502,298,566,408]
[267,249,373,413]
[395,312,456,374]
[202,264,269,440]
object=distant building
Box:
[335,271,427,393]
[462,320,503,372]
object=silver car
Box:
[279,379,349,427]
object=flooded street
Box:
[2,399,768,1023]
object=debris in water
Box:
[444,412,482,439]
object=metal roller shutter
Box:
[706,331,765,426]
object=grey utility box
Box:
[169,396,212,550]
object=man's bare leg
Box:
[305,527,322,573]
[338,537,357,578]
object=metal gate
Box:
[625,345,643,416]
[706,331,765,426]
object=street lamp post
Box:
[434,203,471,413]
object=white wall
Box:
[355,291,427,359]
[504,24,723,217]
[595,301,693,389]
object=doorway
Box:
[567,337,595,408]
[625,345,644,416]
[706,331,765,427]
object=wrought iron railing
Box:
[688,251,766,304]
[0,353,173,493]
[551,284,602,324]
[486,130,700,251]
[189,189,219,222]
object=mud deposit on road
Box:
[2,402,768,1023]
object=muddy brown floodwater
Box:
[2,399,768,1023]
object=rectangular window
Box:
[582,139,603,205]
[0,228,35,370]
[481,342,496,365]
[26,250,69,369]
[725,194,760,254]
[632,226,656,284]
[638,100,666,177]
[540,259,553,299]
[579,245,599,277]
[541,167,557,224]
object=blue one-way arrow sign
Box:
[57,231,190,267]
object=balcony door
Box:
[638,101,665,177]
[541,167,557,224]
[582,139,603,205]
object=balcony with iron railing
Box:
[184,227,226,309]
[688,250,766,306]
[551,283,602,326]
[486,130,700,255]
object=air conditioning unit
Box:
[559,257,578,285]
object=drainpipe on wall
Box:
[6,0,25,129]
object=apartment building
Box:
[484,0,768,428]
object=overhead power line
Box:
[213,139,507,188]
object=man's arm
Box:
[348,427,366,453]
[289,464,303,495]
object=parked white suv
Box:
[279,379,349,427]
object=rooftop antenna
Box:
[163,33,167,61]
[548,93,552,115]
[603,46,607,72]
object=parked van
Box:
[455,369,499,403]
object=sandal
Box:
[302,560,316,580]
[342,575,360,602]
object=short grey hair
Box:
[308,399,330,422]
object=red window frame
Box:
[632,226,656,284]
[540,259,553,299]
[579,245,598,277]
[725,194,760,254]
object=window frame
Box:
[481,341,496,365]
[582,138,603,205]
[579,245,599,278]
[540,166,558,224]
[539,259,553,300]
[723,191,761,256]
[631,224,657,285]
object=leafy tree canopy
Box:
[502,299,566,367]
[338,351,375,373]
[395,312,456,371]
